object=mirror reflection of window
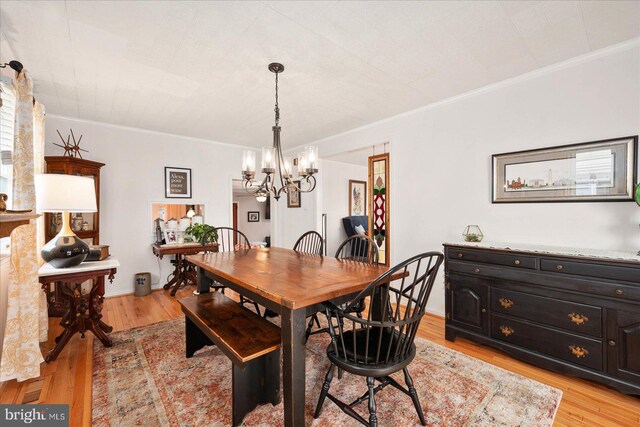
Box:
[576,149,614,195]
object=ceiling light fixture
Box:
[241,63,318,201]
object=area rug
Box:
[92,318,562,426]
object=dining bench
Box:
[179,293,282,426]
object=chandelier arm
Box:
[273,126,289,195]
[242,177,265,195]
[295,175,317,193]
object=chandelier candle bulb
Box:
[305,146,318,173]
[242,150,256,177]
[283,157,293,178]
[261,146,275,173]
[297,153,308,176]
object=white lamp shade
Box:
[35,174,97,213]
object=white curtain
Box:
[0,70,48,382]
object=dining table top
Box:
[186,247,391,310]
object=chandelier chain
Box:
[274,71,280,126]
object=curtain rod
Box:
[0,60,38,106]
[0,60,23,73]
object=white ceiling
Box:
[1,1,638,148]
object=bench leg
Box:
[232,349,281,426]
[185,316,213,358]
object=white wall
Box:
[319,159,368,256]
[235,196,270,243]
[305,42,640,316]
[273,183,318,249]
[44,115,243,296]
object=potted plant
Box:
[185,223,218,245]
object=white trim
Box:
[46,114,255,151]
[291,37,640,153]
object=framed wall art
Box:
[492,136,638,203]
[349,180,367,216]
[287,180,301,208]
[165,167,192,198]
[247,211,260,222]
[369,153,390,265]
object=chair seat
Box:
[327,328,415,376]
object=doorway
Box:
[321,143,390,264]
[231,179,271,247]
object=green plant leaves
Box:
[185,223,218,244]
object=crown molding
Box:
[46,113,255,151]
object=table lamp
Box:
[35,174,97,268]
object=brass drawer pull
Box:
[514,259,520,265]
[556,265,563,270]
[568,313,588,325]
[608,340,616,347]
[457,253,463,258]
[474,268,480,273]
[499,298,514,309]
[499,326,514,336]
[481,308,486,313]
[615,289,623,296]
[569,345,588,358]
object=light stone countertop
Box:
[443,241,640,263]
[39,258,120,277]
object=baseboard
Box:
[424,309,445,320]
[105,286,166,299]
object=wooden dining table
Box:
[186,247,391,427]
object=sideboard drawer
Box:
[447,248,536,269]
[492,314,603,371]
[492,288,603,337]
[541,258,640,284]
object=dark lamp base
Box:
[41,235,89,268]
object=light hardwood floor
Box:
[1,287,638,426]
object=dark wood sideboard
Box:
[443,243,640,396]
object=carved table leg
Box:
[90,277,113,337]
[46,283,81,363]
[170,254,184,296]
[164,269,179,290]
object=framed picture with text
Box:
[165,167,192,199]
[492,136,637,203]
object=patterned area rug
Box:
[92,318,562,426]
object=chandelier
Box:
[241,63,318,201]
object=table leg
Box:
[89,278,113,342]
[46,283,80,363]
[171,254,185,296]
[164,273,179,290]
[195,266,213,295]
[164,255,181,290]
[281,307,307,427]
